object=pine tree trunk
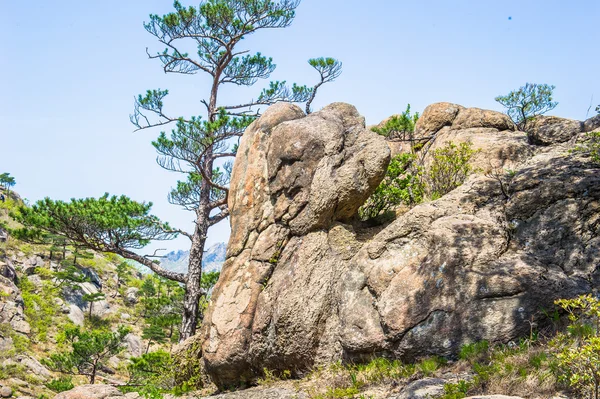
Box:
[179,203,209,341]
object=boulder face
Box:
[201,102,600,388]
[528,115,584,145]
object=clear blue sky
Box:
[1,0,599,253]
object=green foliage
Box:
[417,357,445,376]
[371,104,420,140]
[574,131,600,164]
[127,350,174,397]
[201,270,220,291]
[360,141,477,221]
[43,325,130,384]
[0,172,16,193]
[459,340,489,364]
[138,275,185,345]
[495,83,558,130]
[19,275,60,342]
[423,141,478,200]
[13,194,176,252]
[45,377,74,393]
[359,153,423,220]
[552,295,600,399]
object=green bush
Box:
[46,377,74,393]
[459,340,489,364]
[495,83,558,131]
[19,276,61,342]
[423,141,478,200]
[359,153,423,220]
[552,295,600,399]
[371,104,419,140]
[574,131,600,164]
[360,141,477,221]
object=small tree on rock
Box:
[495,83,558,131]
[82,292,106,317]
[44,325,130,384]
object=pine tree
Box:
[43,325,130,384]
[130,0,342,339]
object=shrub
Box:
[574,131,600,164]
[359,141,477,221]
[359,153,423,220]
[371,104,420,141]
[46,377,74,393]
[423,141,478,199]
[552,295,600,399]
[495,83,558,131]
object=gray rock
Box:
[193,388,307,399]
[22,256,44,275]
[53,384,122,399]
[0,260,17,283]
[584,114,600,132]
[0,227,8,242]
[0,386,12,398]
[528,115,583,145]
[67,304,84,326]
[15,355,52,380]
[393,378,446,399]
[124,287,139,305]
[0,276,30,335]
[81,267,102,289]
[124,333,143,358]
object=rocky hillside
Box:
[195,101,600,392]
[0,196,186,398]
[160,243,226,275]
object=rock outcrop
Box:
[0,275,30,335]
[200,102,600,387]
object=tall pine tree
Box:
[130,0,342,339]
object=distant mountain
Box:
[160,242,227,274]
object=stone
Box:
[451,107,516,132]
[424,127,532,171]
[0,227,7,242]
[584,114,600,132]
[0,260,17,283]
[21,256,44,275]
[393,378,446,399]
[528,115,583,145]
[67,304,85,326]
[200,102,600,388]
[63,282,110,318]
[195,387,308,399]
[124,333,143,358]
[53,384,122,399]
[0,276,30,335]
[201,102,390,386]
[0,386,12,398]
[414,102,464,138]
[463,397,523,399]
[124,287,139,305]
[15,355,52,380]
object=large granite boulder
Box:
[200,102,600,388]
[527,115,584,145]
[202,102,390,386]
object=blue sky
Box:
[1,0,599,253]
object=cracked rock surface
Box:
[200,102,600,388]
